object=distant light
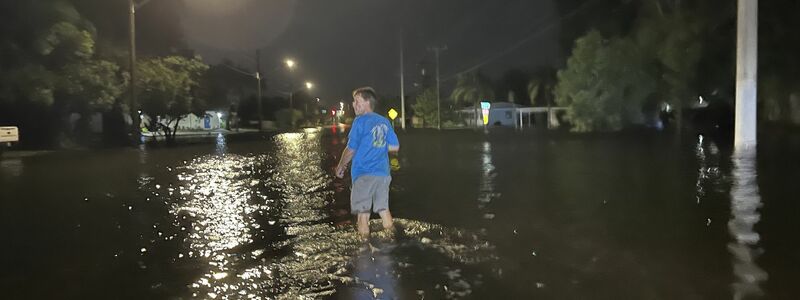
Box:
[315,97,320,102]
[339,102,344,110]
[321,109,327,114]
[216,112,222,119]
[285,59,295,69]
[305,82,313,89]
[137,110,142,114]
[331,110,336,116]
[699,96,704,104]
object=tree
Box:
[759,0,800,125]
[527,66,557,107]
[136,56,209,140]
[450,71,494,108]
[633,1,707,131]
[0,1,125,146]
[555,30,655,132]
[497,69,530,105]
[555,0,639,65]
[412,89,439,128]
[199,62,253,111]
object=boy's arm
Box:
[387,125,400,153]
[336,147,355,178]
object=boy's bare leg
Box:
[378,210,393,230]
[357,213,370,238]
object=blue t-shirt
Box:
[347,112,399,181]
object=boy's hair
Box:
[352,87,378,110]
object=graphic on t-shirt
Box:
[371,124,388,148]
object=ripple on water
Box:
[142,132,498,299]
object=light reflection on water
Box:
[0,157,23,178]
[149,131,496,299]
[695,136,768,298]
[695,135,723,205]
[727,149,767,299]
[479,141,498,215]
[215,133,227,155]
[172,154,263,299]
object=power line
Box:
[220,63,256,78]
[441,0,604,82]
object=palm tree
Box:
[450,71,494,108]
[450,71,494,126]
[527,79,541,106]
[527,66,557,107]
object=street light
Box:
[285,59,296,70]
[301,82,314,116]
[128,0,142,138]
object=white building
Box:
[457,102,566,129]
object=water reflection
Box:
[146,131,497,299]
[172,154,263,299]
[125,130,504,299]
[695,134,722,205]
[479,141,498,215]
[727,149,767,299]
[0,157,23,178]
[351,236,398,299]
[215,133,227,155]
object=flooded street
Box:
[2,128,799,299]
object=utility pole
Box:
[428,45,447,130]
[256,50,263,131]
[128,0,138,136]
[735,0,758,151]
[399,30,406,130]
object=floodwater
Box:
[1,127,799,299]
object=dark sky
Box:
[179,0,563,105]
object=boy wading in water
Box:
[336,87,400,239]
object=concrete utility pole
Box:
[128,0,137,133]
[399,30,406,130]
[428,45,447,130]
[735,0,758,151]
[256,50,263,131]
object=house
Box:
[456,102,522,127]
[457,102,566,128]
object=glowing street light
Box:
[285,59,295,70]
[305,81,313,90]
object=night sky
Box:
[179,0,563,105]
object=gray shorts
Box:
[351,175,391,214]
